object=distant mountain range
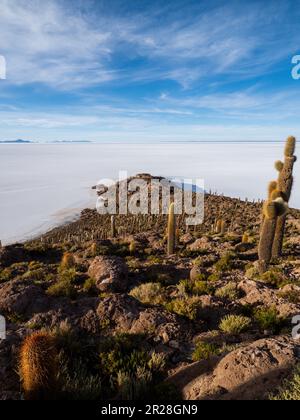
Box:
[0,139,32,144]
[0,139,92,144]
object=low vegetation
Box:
[219,315,252,335]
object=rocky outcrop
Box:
[97,294,140,331]
[130,308,189,343]
[96,294,190,343]
[238,279,300,319]
[88,256,128,292]
[168,336,299,400]
[0,280,51,317]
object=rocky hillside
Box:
[1,175,300,400]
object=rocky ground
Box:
[1,175,300,400]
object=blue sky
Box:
[0,0,300,142]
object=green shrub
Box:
[178,279,213,296]
[0,263,29,282]
[117,368,152,400]
[215,252,235,272]
[58,354,102,400]
[99,334,166,400]
[278,290,300,304]
[50,321,80,353]
[192,342,220,362]
[46,269,77,298]
[165,297,202,321]
[270,365,300,400]
[129,283,164,305]
[254,306,283,333]
[207,273,221,282]
[219,315,251,334]
[260,269,290,289]
[215,282,240,301]
[83,277,97,294]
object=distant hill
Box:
[0,139,32,144]
[0,140,92,144]
[52,140,92,143]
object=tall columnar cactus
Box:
[272,136,297,258]
[111,215,116,238]
[20,332,58,400]
[258,197,288,273]
[215,219,222,234]
[221,220,226,235]
[167,203,176,256]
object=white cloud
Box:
[0,0,115,88]
[0,0,299,89]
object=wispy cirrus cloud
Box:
[0,0,115,88]
[1,0,299,89]
[0,0,300,142]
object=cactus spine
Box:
[20,332,58,400]
[272,136,297,257]
[167,203,176,256]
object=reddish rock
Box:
[169,336,298,400]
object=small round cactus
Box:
[20,332,58,400]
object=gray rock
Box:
[88,256,128,292]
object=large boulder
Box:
[88,256,128,292]
[97,294,141,331]
[172,336,299,400]
[0,280,50,317]
[97,294,190,343]
[130,308,189,343]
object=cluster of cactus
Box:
[20,332,58,400]
[258,137,296,273]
